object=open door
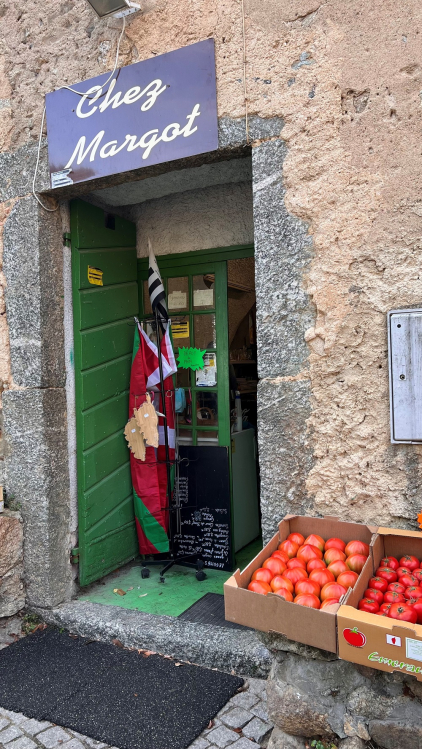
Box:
[71,199,139,586]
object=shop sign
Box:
[45,39,218,188]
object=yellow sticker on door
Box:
[88,266,103,286]
[172,321,189,339]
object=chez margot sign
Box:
[45,39,218,188]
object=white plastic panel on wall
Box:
[388,309,422,443]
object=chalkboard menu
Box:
[173,446,233,571]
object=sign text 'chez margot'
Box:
[45,39,218,188]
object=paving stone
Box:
[250,702,270,722]
[190,738,211,749]
[247,679,267,698]
[3,714,27,726]
[206,725,240,748]
[242,717,273,743]
[221,708,253,730]
[5,737,37,749]
[19,719,52,736]
[80,740,107,749]
[0,718,10,731]
[229,693,259,710]
[61,740,88,749]
[229,739,257,749]
[203,719,222,735]
[36,726,73,748]
[0,725,23,743]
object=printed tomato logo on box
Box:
[343,627,367,648]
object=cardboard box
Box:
[338,527,422,680]
[224,514,376,653]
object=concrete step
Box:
[33,601,272,677]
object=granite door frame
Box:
[1,115,314,610]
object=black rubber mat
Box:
[0,628,243,749]
[178,592,250,630]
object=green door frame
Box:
[137,244,254,449]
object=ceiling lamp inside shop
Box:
[85,0,141,18]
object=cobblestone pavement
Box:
[0,619,272,749]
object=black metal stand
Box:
[138,312,206,583]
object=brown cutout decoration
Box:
[124,418,146,461]
[134,393,159,448]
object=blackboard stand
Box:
[139,310,207,583]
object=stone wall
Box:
[263,633,422,749]
[0,510,24,618]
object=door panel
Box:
[71,199,139,586]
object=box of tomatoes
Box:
[338,527,422,679]
[224,514,376,653]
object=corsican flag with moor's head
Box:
[148,239,168,331]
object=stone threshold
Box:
[32,601,272,677]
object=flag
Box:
[148,239,168,330]
[129,322,176,555]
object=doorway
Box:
[71,199,261,614]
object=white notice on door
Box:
[168,291,187,309]
[406,638,422,662]
[194,289,214,307]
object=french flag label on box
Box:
[386,634,401,647]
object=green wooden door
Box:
[71,199,139,586]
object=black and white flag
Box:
[148,239,168,331]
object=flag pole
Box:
[154,305,174,557]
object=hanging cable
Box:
[240,0,249,144]
[32,15,126,212]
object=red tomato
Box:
[346,554,368,573]
[358,598,379,614]
[399,555,420,572]
[297,544,323,563]
[400,573,418,588]
[271,575,293,593]
[251,568,273,584]
[287,532,305,547]
[388,582,405,594]
[282,568,308,585]
[263,558,286,576]
[320,597,340,609]
[413,569,422,584]
[405,586,422,600]
[304,534,325,552]
[388,603,418,623]
[324,548,346,566]
[295,579,321,598]
[380,602,392,613]
[379,556,399,571]
[397,567,414,578]
[294,593,320,609]
[327,561,348,579]
[307,559,326,573]
[337,571,359,589]
[325,537,346,553]
[364,588,384,605]
[368,576,388,593]
[375,611,389,616]
[375,567,397,584]
[309,568,335,587]
[248,580,271,595]
[271,550,290,564]
[411,600,422,624]
[287,558,307,570]
[278,540,299,559]
[269,557,287,574]
[273,588,293,602]
[321,582,347,601]
[383,590,405,604]
[345,540,369,558]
